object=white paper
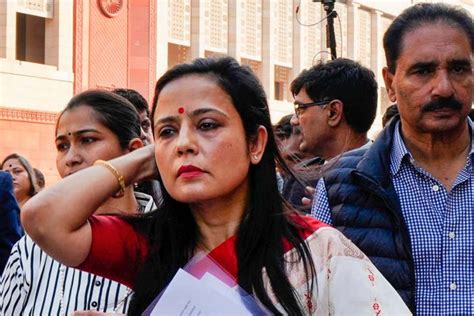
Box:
[150,269,252,316]
[200,273,244,306]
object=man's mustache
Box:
[421,97,463,112]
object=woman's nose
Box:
[175,125,199,156]
[64,147,83,167]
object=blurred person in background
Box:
[33,168,45,190]
[382,104,399,128]
[113,88,153,145]
[274,114,317,212]
[1,153,39,209]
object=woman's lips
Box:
[177,165,204,178]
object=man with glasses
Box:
[290,58,377,162]
[284,58,377,210]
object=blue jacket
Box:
[0,171,24,274]
[322,116,415,311]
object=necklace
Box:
[58,264,133,315]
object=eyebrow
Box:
[407,61,437,71]
[448,59,472,68]
[154,107,229,127]
[408,58,472,72]
[55,129,102,142]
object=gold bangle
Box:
[93,160,125,197]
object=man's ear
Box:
[327,99,344,127]
[249,125,268,165]
[382,67,397,102]
[127,138,144,153]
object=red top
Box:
[78,216,149,288]
[79,214,327,288]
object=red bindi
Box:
[178,107,185,114]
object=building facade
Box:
[1,0,472,184]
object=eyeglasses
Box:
[293,100,332,118]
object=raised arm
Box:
[21,145,157,267]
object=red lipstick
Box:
[177,165,204,178]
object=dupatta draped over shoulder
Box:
[79,215,411,315]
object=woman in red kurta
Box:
[22,57,410,315]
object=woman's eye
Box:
[81,137,96,144]
[199,121,219,131]
[56,143,69,151]
[158,127,176,138]
[12,169,25,176]
[141,120,151,132]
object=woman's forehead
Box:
[154,77,234,117]
[57,106,103,130]
[3,158,22,169]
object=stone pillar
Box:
[56,1,73,72]
[5,1,16,60]
[319,5,328,62]
[371,9,384,128]
[228,0,241,60]
[261,0,274,99]
[346,2,360,60]
[190,0,205,59]
[156,0,169,78]
[371,9,383,83]
[291,0,303,80]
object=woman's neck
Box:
[17,196,30,209]
[191,184,248,251]
[95,187,139,215]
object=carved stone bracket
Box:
[0,107,59,124]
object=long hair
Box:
[128,57,315,315]
[1,153,39,197]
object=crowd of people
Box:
[0,2,472,315]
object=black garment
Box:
[281,157,323,213]
[0,171,23,274]
[321,116,415,312]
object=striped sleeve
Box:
[0,238,28,315]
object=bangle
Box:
[93,160,125,197]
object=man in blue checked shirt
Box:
[311,3,473,315]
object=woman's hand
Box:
[129,144,159,184]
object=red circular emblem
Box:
[98,0,124,18]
